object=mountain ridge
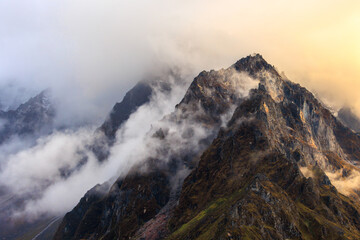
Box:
[54,54,360,240]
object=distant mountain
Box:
[338,107,360,132]
[0,90,55,144]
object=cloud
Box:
[0,136,39,171]
[325,169,360,197]
[0,118,7,132]
[1,71,190,219]
[0,129,94,194]
[1,66,259,220]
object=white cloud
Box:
[2,67,260,219]
[2,72,189,219]
[0,129,94,194]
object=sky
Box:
[0,0,360,219]
[0,0,359,123]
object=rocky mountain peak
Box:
[16,89,53,115]
[234,53,279,77]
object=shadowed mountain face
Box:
[99,82,153,141]
[54,54,360,240]
[338,107,360,133]
[90,82,152,162]
[0,90,55,144]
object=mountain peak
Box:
[234,53,279,77]
[235,53,267,65]
[0,89,55,144]
[17,89,52,113]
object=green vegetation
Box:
[167,188,247,240]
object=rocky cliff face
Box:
[54,54,360,240]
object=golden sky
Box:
[166,0,360,113]
[215,0,360,112]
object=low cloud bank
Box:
[0,66,260,220]
[0,70,190,219]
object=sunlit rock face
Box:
[55,54,360,240]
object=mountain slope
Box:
[54,54,360,240]
[169,73,360,239]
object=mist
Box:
[325,170,360,197]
